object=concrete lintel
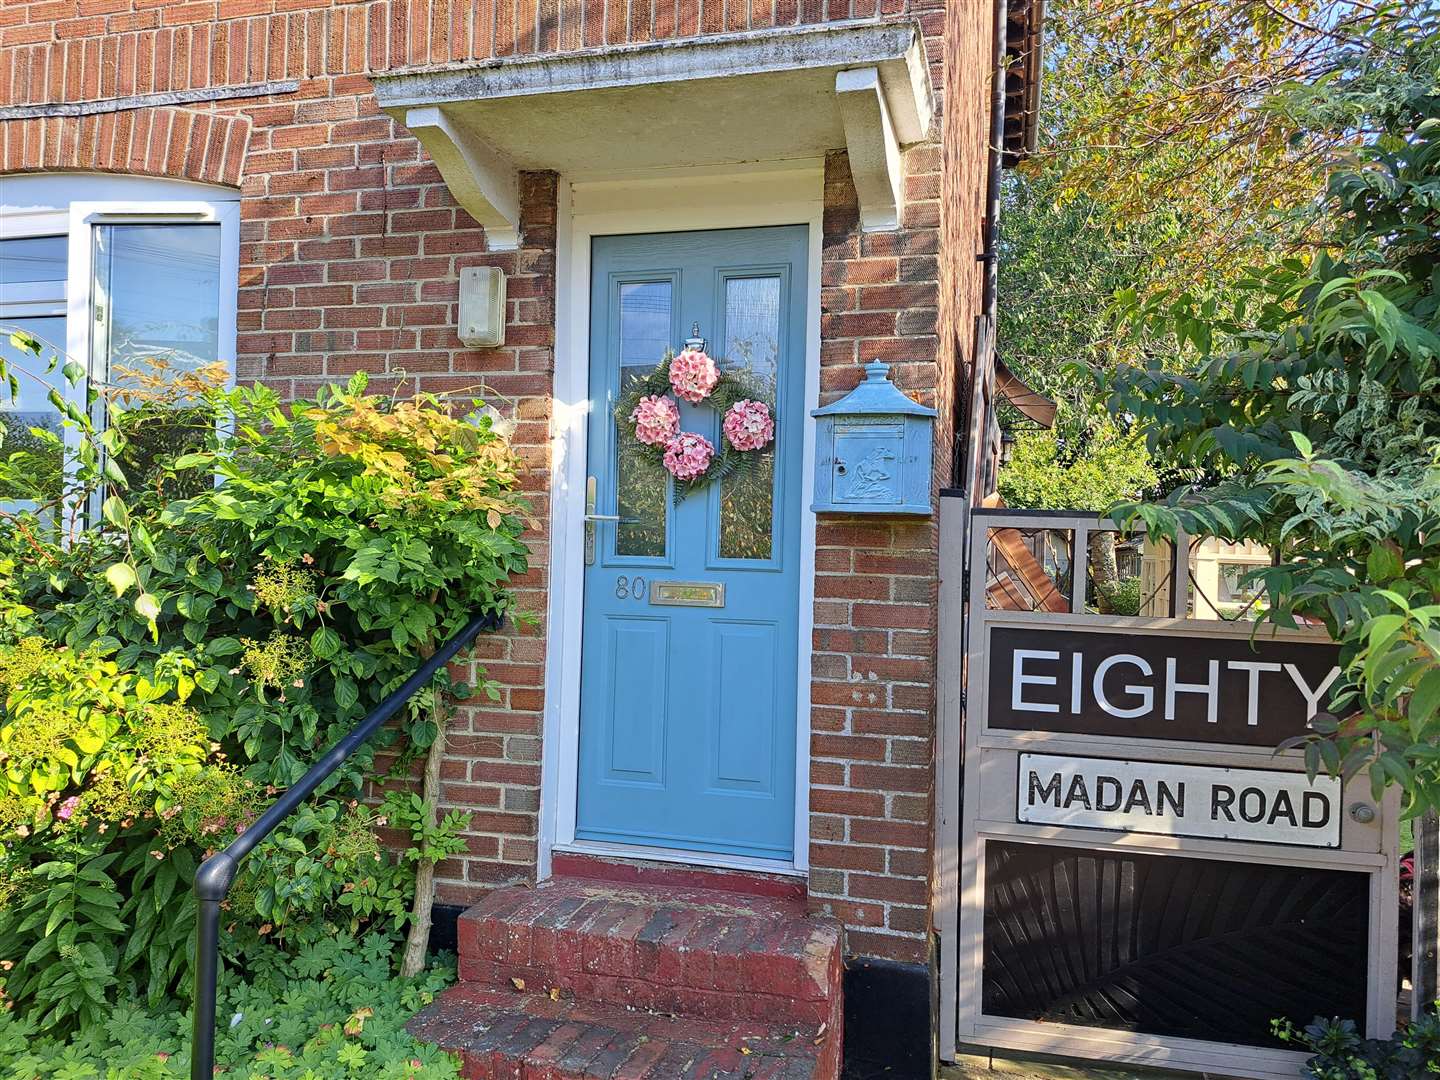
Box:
[0,80,301,122]
[403,105,520,251]
[835,66,902,232]
[374,22,934,146]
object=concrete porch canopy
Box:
[371,22,936,250]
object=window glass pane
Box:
[0,316,67,507]
[615,281,670,558]
[95,224,221,378]
[0,236,67,287]
[718,276,780,560]
[94,224,222,497]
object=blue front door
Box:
[576,226,808,863]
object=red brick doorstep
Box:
[455,878,842,1027]
[406,875,844,1078]
[408,984,834,1079]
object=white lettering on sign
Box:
[1004,645,1341,726]
[1093,653,1153,718]
[1286,662,1341,720]
[1017,753,1342,848]
[996,633,1342,743]
[1011,649,1060,713]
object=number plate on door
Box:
[649,581,725,608]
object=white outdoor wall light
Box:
[457,266,506,348]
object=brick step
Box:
[456,878,843,1027]
[407,984,838,1079]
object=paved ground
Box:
[940,1049,1231,1079]
[844,1047,1233,1080]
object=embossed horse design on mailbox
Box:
[846,445,897,501]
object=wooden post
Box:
[1414,811,1439,1017]
[1168,530,1188,618]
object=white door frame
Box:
[539,160,825,880]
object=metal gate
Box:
[936,500,1402,1079]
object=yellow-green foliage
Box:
[0,639,210,833]
[241,631,314,690]
[998,420,1159,513]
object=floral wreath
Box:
[616,343,775,502]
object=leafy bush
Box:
[0,933,462,1078]
[0,637,223,1028]
[1096,576,1143,616]
[1094,69,1440,814]
[998,417,1159,513]
[1273,1010,1440,1079]
[0,333,530,1036]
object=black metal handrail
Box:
[189,608,503,1079]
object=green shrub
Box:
[0,932,462,1079]
[1273,1010,1440,1078]
[0,638,222,1029]
[0,332,530,1037]
[1096,576,1143,616]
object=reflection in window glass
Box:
[985,527,1073,612]
[0,236,67,288]
[1217,561,1266,607]
[719,277,780,560]
[0,316,67,506]
[95,225,221,378]
[615,281,670,557]
[93,225,222,498]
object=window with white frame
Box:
[0,174,239,515]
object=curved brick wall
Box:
[0,107,249,185]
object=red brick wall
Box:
[1,0,996,965]
[806,150,942,963]
[228,100,561,916]
[0,0,943,107]
[937,0,992,476]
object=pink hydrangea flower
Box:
[629,394,680,446]
[668,349,719,404]
[722,399,775,452]
[56,795,80,821]
[662,432,715,481]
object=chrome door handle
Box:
[584,477,638,564]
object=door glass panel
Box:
[93,224,222,498]
[614,280,671,558]
[719,276,780,560]
[0,315,67,509]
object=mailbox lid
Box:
[812,359,938,419]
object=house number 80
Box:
[615,576,646,601]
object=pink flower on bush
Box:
[56,795,79,821]
[629,394,680,446]
[668,349,719,404]
[662,432,715,481]
[722,399,774,452]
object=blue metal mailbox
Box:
[811,360,936,515]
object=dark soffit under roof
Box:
[1002,0,1045,167]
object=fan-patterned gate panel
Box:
[983,841,1370,1046]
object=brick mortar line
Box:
[458,970,832,1004]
